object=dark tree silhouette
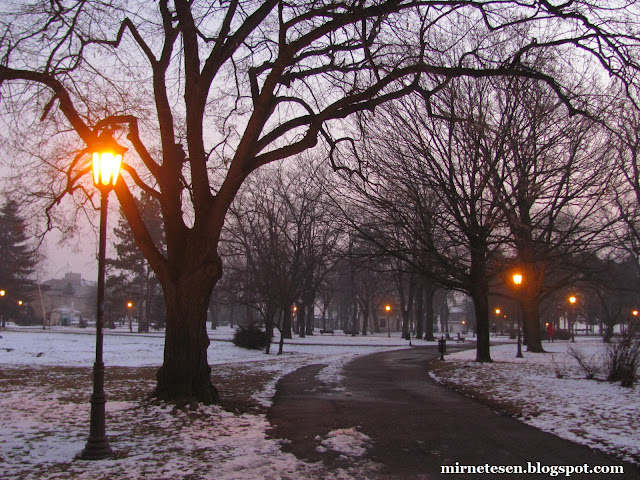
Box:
[0,198,39,322]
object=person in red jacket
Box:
[546,322,555,342]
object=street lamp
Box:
[0,289,5,328]
[385,304,391,338]
[127,301,133,332]
[80,131,126,460]
[512,273,524,358]
[568,295,577,343]
[494,308,501,337]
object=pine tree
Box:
[0,198,38,323]
[106,194,165,331]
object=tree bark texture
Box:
[154,255,221,405]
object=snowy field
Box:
[0,326,413,480]
[429,339,640,465]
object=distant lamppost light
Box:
[0,289,5,329]
[512,273,524,358]
[385,304,391,338]
[568,295,577,342]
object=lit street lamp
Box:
[385,304,391,338]
[568,295,577,343]
[127,301,133,332]
[512,274,524,358]
[80,131,126,460]
[0,289,5,328]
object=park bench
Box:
[343,329,358,335]
[319,329,334,335]
[456,333,466,343]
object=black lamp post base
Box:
[78,437,112,460]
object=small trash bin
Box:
[438,337,447,361]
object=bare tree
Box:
[488,77,616,352]
[224,159,341,350]
[338,79,505,361]
[1,1,639,401]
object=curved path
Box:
[267,346,639,479]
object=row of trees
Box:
[2,1,640,402]
[336,75,619,361]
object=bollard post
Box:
[438,336,446,361]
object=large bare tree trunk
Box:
[414,286,424,339]
[371,300,381,333]
[469,245,491,362]
[424,285,436,341]
[519,262,545,353]
[154,256,221,405]
[471,288,491,362]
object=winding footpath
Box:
[268,346,640,479]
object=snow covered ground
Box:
[2,327,637,479]
[0,326,413,480]
[429,338,640,465]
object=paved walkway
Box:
[267,346,640,479]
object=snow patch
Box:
[317,427,372,458]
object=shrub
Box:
[554,329,572,341]
[233,324,268,350]
[551,354,567,379]
[604,333,640,388]
[567,346,600,380]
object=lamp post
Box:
[127,301,133,332]
[512,274,524,358]
[568,295,577,343]
[385,304,391,338]
[80,131,125,460]
[0,289,5,328]
[494,308,501,337]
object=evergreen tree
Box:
[107,194,165,331]
[0,198,38,323]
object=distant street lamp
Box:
[512,274,524,358]
[385,304,391,338]
[568,295,577,343]
[0,289,5,328]
[127,301,133,332]
[80,131,126,460]
[494,308,501,337]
